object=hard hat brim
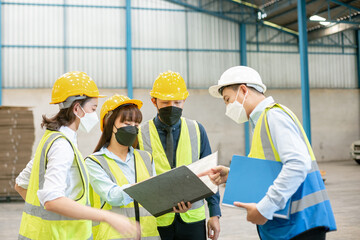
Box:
[50,94,107,104]
[208,84,228,98]
[117,99,143,109]
[209,81,266,98]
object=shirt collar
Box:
[153,114,181,131]
[94,146,134,164]
[249,96,275,129]
[59,126,78,147]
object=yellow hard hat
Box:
[150,71,189,100]
[50,71,105,104]
[100,94,143,132]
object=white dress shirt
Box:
[16,126,83,206]
[250,97,312,220]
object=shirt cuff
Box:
[107,184,133,206]
[15,177,28,189]
[256,195,279,220]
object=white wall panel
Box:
[132,0,185,9]
[2,5,63,46]
[187,12,239,50]
[67,49,126,88]
[309,54,357,88]
[3,48,64,88]
[67,8,125,47]
[132,9,186,48]
[248,52,301,88]
[188,52,240,88]
[3,0,63,4]
[133,50,187,88]
[67,0,126,6]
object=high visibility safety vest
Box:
[19,130,92,240]
[249,103,337,240]
[87,149,160,240]
[138,117,206,227]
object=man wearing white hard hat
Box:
[207,66,336,240]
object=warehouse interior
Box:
[0,0,359,239]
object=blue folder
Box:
[222,155,291,219]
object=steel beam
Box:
[308,23,358,41]
[0,2,2,106]
[329,0,360,13]
[63,0,67,73]
[126,0,133,98]
[357,30,360,88]
[240,23,250,155]
[297,0,312,143]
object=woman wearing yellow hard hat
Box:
[85,94,160,240]
[15,72,139,240]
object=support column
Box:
[0,2,2,106]
[63,0,67,73]
[357,30,360,88]
[126,0,133,98]
[240,23,250,155]
[297,0,312,143]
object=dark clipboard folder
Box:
[124,165,216,217]
[222,155,291,219]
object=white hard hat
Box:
[209,66,267,98]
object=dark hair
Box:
[219,84,262,96]
[41,97,92,131]
[94,104,142,152]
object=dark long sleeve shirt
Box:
[153,115,221,217]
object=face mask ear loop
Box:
[113,124,119,135]
[74,103,84,119]
[233,87,241,104]
[242,89,249,105]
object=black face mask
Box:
[158,106,183,126]
[114,125,138,146]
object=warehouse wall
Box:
[3,88,359,166]
[1,0,358,90]
[1,0,359,165]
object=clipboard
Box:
[124,152,218,217]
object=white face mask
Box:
[225,88,248,124]
[75,106,99,133]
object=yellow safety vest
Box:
[19,130,92,240]
[248,103,336,239]
[249,103,316,161]
[138,117,205,227]
[87,149,160,240]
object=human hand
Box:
[233,202,268,225]
[105,211,141,239]
[172,201,192,213]
[207,216,220,240]
[208,166,230,185]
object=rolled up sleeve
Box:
[16,157,34,189]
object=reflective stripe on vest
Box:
[138,117,205,226]
[87,150,159,240]
[19,130,92,240]
[249,103,336,239]
[249,103,327,214]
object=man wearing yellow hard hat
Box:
[85,94,160,239]
[15,72,139,239]
[138,71,221,240]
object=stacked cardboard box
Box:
[0,106,34,198]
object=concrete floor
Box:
[1,160,359,239]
